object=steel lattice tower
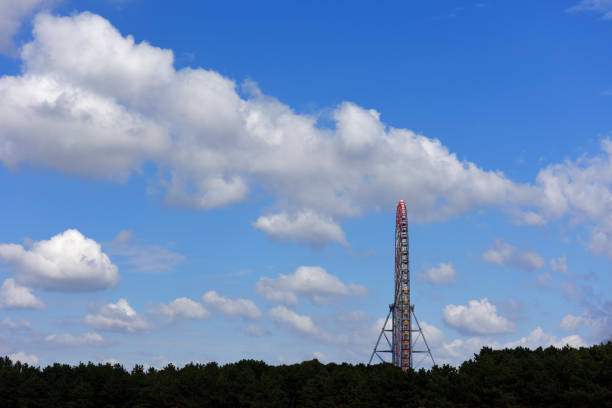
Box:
[369,200,435,370]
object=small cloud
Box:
[253,210,347,247]
[202,291,262,320]
[8,351,39,365]
[149,297,210,322]
[550,256,569,273]
[443,298,515,335]
[45,332,105,347]
[255,266,366,306]
[481,238,545,271]
[85,298,149,334]
[313,351,326,361]
[269,305,322,337]
[106,230,185,273]
[0,278,44,310]
[566,0,612,20]
[419,262,456,285]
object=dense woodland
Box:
[1,342,610,408]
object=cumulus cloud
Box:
[443,298,515,335]
[0,12,543,246]
[8,351,39,365]
[269,305,321,336]
[419,262,456,284]
[84,298,149,333]
[45,332,105,347]
[253,211,347,247]
[3,11,612,248]
[0,278,44,310]
[0,229,119,292]
[106,230,185,273]
[255,266,366,306]
[202,291,262,320]
[149,297,210,322]
[481,238,545,271]
[532,139,612,259]
[566,0,612,19]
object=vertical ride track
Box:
[394,200,411,370]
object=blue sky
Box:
[0,0,611,368]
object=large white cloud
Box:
[202,291,262,320]
[481,238,545,271]
[3,11,612,248]
[0,229,119,291]
[84,298,149,333]
[0,12,543,246]
[443,298,515,335]
[0,278,44,310]
[255,266,366,306]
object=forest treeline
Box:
[1,342,610,408]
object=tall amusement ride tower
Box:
[369,200,435,370]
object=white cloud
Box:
[106,230,185,273]
[84,298,149,333]
[0,317,32,330]
[503,327,586,349]
[255,266,366,306]
[0,278,44,309]
[532,139,612,259]
[550,256,569,273]
[0,229,119,292]
[0,12,542,247]
[253,211,347,247]
[8,351,39,365]
[420,262,456,284]
[44,332,105,347]
[481,238,545,271]
[566,0,612,19]
[0,0,49,54]
[269,305,321,336]
[149,297,210,322]
[443,298,515,335]
[4,11,612,248]
[202,291,262,320]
